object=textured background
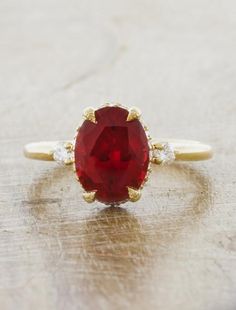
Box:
[0,0,236,309]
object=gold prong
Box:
[83,107,97,123]
[82,191,96,203]
[64,160,74,165]
[152,142,164,151]
[151,157,162,165]
[127,107,141,122]
[65,142,74,152]
[127,187,141,202]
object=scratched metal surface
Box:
[0,0,236,309]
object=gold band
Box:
[24,139,213,163]
[153,139,213,161]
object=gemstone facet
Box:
[75,106,150,204]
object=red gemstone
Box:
[75,106,150,204]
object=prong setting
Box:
[127,187,142,202]
[83,107,97,123]
[151,142,175,165]
[74,104,150,205]
[65,142,74,152]
[152,143,164,151]
[53,141,74,165]
[127,107,141,122]
[82,191,96,203]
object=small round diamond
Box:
[152,143,175,165]
[53,142,74,165]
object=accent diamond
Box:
[152,143,175,165]
[53,142,74,165]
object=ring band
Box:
[24,139,213,162]
[24,104,213,206]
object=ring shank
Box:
[156,139,213,161]
[24,141,61,161]
[24,139,213,163]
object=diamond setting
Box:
[53,142,74,165]
[152,142,175,165]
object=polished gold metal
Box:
[83,107,96,123]
[152,143,164,151]
[151,157,162,165]
[152,139,213,162]
[65,142,73,151]
[127,107,141,122]
[64,142,75,165]
[24,139,213,163]
[151,142,164,164]
[83,191,96,203]
[24,141,57,161]
[64,158,74,166]
[127,187,142,202]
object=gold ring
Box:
[24,104,213,206]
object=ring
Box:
[24,104,213,206]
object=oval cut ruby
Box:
[75,106,150,204]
